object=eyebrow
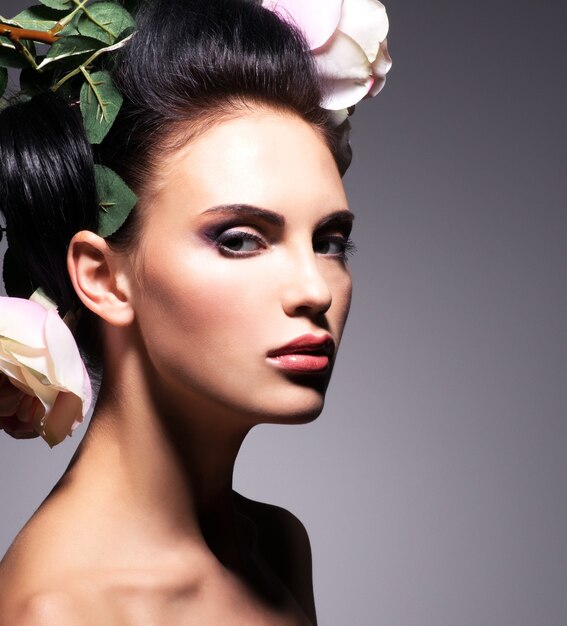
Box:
[201,204,285,226]
[316,210,355,230]
[201,204,354,228]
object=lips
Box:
[267,334,335,373]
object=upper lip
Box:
[267,334,335,358]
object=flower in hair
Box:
[262,0,392,110]
[0,292,92,447]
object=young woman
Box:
[0,0,390,622]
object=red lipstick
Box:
[267,334,335,373]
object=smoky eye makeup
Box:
[313,233,357,262]
[198,205,355,259]
[214,228,267,256]
[319,235,357,255]
[312,211,356,261]
[197,204,284,258]
[199,218,273,257]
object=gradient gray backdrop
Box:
[1,1,565,624]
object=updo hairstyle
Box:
[0,0,338,371]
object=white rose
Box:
[263,0,392,110]
[0,295,92,447]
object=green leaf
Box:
[38,0,76,10]
[79,68,122,144]
[0,67,7,98]
[95,165,137,238]
[57,11,81,36]
[78,2,134,44]
[0,38,30,69]
[0,15,20,27]
[11,5,63,31]
[38,34,102,69]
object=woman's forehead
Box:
[147,110,347,221]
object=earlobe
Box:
[67,231,135,327]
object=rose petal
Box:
[1,340,52,384]
[40,391,83,448]
[315,31,373,109]
[0,368,30,396]
[315,31,372,80]
[368,38,392,97]
[338,0,389,63]
[80,361,92,417]
[262,0,343,50]
[0,297,48,349]
[18,365,58,414]
[0,296,91,446]
[322,77,374,110]
[44,309,89,401]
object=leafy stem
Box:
[79,65,107,120]
[0,24,60,45]
[51,0,91,35]
[0,1,92,45]
[0,0,91,66]
[50,34,132,91]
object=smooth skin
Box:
[0,106,353,625]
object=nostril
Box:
[280,250,334,317]
[283,286,332,318]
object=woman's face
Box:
[128,107,353,425]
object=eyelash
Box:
[215,230,265,256]
[313,235,357,261]
[214,228,356,262]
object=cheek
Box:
[132,234,353,373]
[128,240,353,420]
[133,245,276,366]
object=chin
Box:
[258,387,327,426]
[264,370,333,422]
[174,370,331,427]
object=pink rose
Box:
[0,296,92,447]
[263,0,392,110]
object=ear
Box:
[67,231,135,327]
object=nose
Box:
[281,249,333,318]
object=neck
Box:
[64,330,253,570]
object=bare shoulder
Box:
[0,589,88,626]
[0,545,201,626]
[234,492,317,623]
[0,543,97,626]
[0,531,203,626]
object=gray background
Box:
[1,1,565,624]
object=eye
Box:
[313,235,357,261]
[216,229,266,257]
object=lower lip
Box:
[267,354,330,373]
